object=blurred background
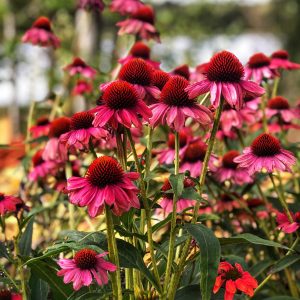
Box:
[0,0,299,143]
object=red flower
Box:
[213,261,258,300]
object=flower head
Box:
[0,290,22,300]
[67,156,140,216]
[266,96,297,122]
[29,116,51,138]
[72,79,93,96]
[186,50,265,110]
[214,150,253,185]
[215,193,241,213]
[245,52,278,83]
[93,80,152,129]
[213,261,258,300]
[150,76,212,131]
[0,193,23,216]
[78,0,105,12]
[60,111,108,150]
[234,133,296,175]
[171,64,190,80]
[151,70,171,90]
[117,5,160,42]
[270,50,300,70]
[57,249,117,291]
[110,0,144,15]
[276,211,300,233]
[22,16,60,48]
[64,57,97,78]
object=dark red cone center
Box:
[70,112,94,130]
[32,150,45,167]
[130,42,150,59]
[151,70,170,90]
[167,131,188,149]
[0,290,12,300]
[184,140,207,162]
[271,50,289,60]
[172,64,190,80]
[74,248,97,270]
[267,96,290,110]
[48,117,71,138]
[132,6,155,24]
[248,53,271,68]
[251,133,281,157]
[33,16,52,31]
[36,116,50,126]
[72,57,87,67]
[222,150,240,169]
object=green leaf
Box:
[219,233,290,250]
[169,173,185,198]
[29,258,73,300]
[269,254,300,274]
[181,187,206,203]
[29,272,49,300]
[19,216,34,256]
[0,241,9,259]
[249,260,273,278]
[185,224,221,300]
[264,297,300,300]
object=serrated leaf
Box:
[269,254,300,274]
[185,224,221,300]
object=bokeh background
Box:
[0,0,299,145]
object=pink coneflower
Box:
[276,211,300,233]
[67,156,140,217]
[93,80,152,129]
[150,76,212,131]
[266,96,297,122]
[110,0,144,15]
[234,133,296,175]
[220,103,256,136]
[29,116,51,138]
[29,149,58,181]
[59,112,107,151]
[159,178,197,215]
[151,70,171,90]
[22,16,60,48]
[215,193,241,213]
[119,41,160,69]
[64,57,97,79]
[0,290,22,300]
[180,139,217,177]
[43,117,71,162]
[268,121,300,134]
[156,129,190,164]
[116,58,160,100]
[57,248,117,291]
[190,62,210,83]
[244,94,261,111]
[270,50,300,70]
[213,261,258,300]
[72,79,93,96]
[0,193,23,216]
[185,50,265,110]
[117,5,160,42]
[78,0,105,12]
[244,52,278,83]
[171,64,190,80]
[214,150,253,185]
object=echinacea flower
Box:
[57,248,117,291]
[156,129,191,164]
[29,116,51,138]
[215,193,241,213]
[266,96,298,122]
[22,16,60,48]
[276,211,300,233]
[0,290,22,300]
[78,0,105,12]
[119,41,160,69]
[43,117,71,162]
[150,76,212,131]
[151,70,171,90]
[180,139,217,177]
[117,5,160,42]
[234,133,296,175]
[110,0,144,15]
[190,62,209,83]
[64,57,97,78]
[244,52,278,84]
[67,156,140,217]
[185,50,265,110]
[214,150,253,185]
[72,79,93,96]
[29,149,58,181]
[158,178,198,215]
[116,58,160,100]
[171,64,190,80]
[59,111,107,151]
[213,261,258,300]
[0,193,23,216]
[93,80,152,129]
[270,50,300,70]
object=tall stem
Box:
[126,128,162,293]
[164,131,180,293]
[105,206,123,299]
[65,162,75,230]
[167,97,225,299]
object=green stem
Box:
[272,77,280,98]
[105,206,123,300]
[126,128,162,293]
[167,97,225,300]
[164,131,180,293]
[25,100,35,154]
[65,162,75,230]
